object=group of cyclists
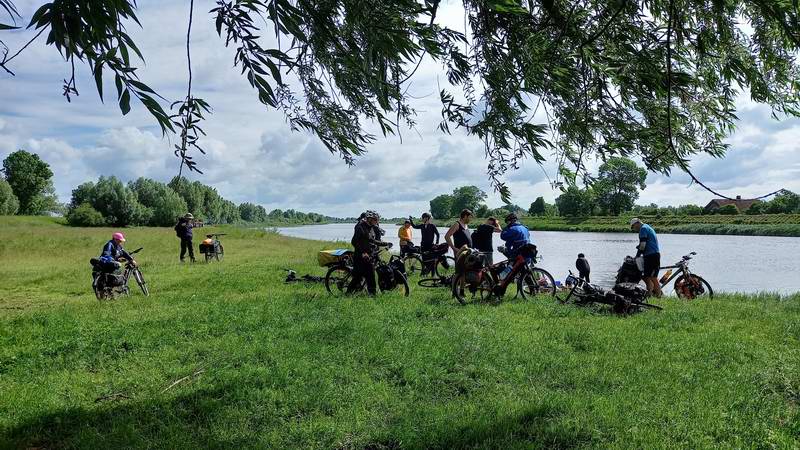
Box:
[351,208,535,296]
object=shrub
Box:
[0,179,20,215]
[716,204,739,215]
[66,203,106,227]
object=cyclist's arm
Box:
[444,223,457,249]
[433,225,440,243]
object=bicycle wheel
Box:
[216,244,224,261]
[205,252,212,263]
[418,277,446,288]
[382,272,410,297]
[132,268,149,296]
[517,267,557,299]
[435,256,456,279]
[325,265,354,295]
[452,273,494,305]
[674,274,713,299]
[404,255,423,276]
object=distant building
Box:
[704,195,758,213]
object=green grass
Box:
[521,214,800,236]
[1,216,799,448]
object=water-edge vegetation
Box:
[1,216,798,448]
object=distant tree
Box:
[168,176,205,218]
[2,150,56,215]
[716,204,739,215]
[239,202,267,222]
[268,209,283,219]
[528,197,546,216]
[765,190,800,214]
[556,186,594,217]
[81,176,146,226]
[593,158,647,215]
[474,204,490,218]
[66,203,106,227]
[129,178,188,226]
[450,186,487,216]
[430,194,454,220]
[676,204,703,216]
[745,201,764,215]
[220,200,241,224]
[0,178,20,215]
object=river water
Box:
[276,223,800,295]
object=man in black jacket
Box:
[174,213,196,263]
[349,210,390,295]
[409,212,439,253]
[576,253,590,282]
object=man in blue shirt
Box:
[631,218,662,297]
[500,213,531,260]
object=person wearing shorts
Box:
[630,218,662,297]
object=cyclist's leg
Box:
[187,237,196,262]
[180,239,188,261]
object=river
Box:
[276,223,800,295]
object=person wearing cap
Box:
[349,210,391,295]
[630,218,662,297]
[410,212,439,253]
[397,219,414,256]
[500,213,531,260]
[174,213,196,263]
[98,232,135,272]
[445,208,474,256]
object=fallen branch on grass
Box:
[161,368,205,393]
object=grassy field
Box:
[520,214,800,236]
[1,216,799,449]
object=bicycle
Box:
[452,244,556,305]
[91,247,149,300]
[616,251,713,299]
[199,233,226,262]
[561,270,662,314]
[415,244,458,289]
[325,246,410,297]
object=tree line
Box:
[0,150,337,226]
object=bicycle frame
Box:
[657,262,687,288]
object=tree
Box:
[168,176,205,218]
[129,178,188,226]
[6,1,797,199]
[450,186,487,216]
[429,194,453,220]
[716,204,739,215]
[676,204,703,216]
[764,190,800,214]
[1,150,55,214]
[239,202,267,222]
[528,197,546,216]
[745,201,764,215]
[555,186,594,217]
[593,158,647,216]
[66,203,106,227]
[73,176,145,227]
[475,204,490,218]
[0,178,19,215]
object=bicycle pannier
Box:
[377,264,395,290]
[317,249,352,267]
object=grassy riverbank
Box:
[520,214,800,236]
[1,217,799,448]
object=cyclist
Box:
[630,218,662,297]
[471,217,501,265]
[410,212,439,253]
[445,209,473,256]
[174,213,196,263]
[98,232,136,273]
[398,219,414,256]
[349,210,391,295]
[499,213,531,260]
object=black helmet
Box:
[505,212,518,224]
[364,210,379,220]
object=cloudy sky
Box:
[1,0,799,217]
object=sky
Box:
[1,0,799,218]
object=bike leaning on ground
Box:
[199,233,226,262]
[325,246,410,297]
[90,247,149,300]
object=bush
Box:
[66,203,106,227]
[716,204,739,215]
[0,179,20,215]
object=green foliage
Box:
[593,158,647,216]
[239,202,267,223]
[429,194,453,220]
[67,176,145,227]
[168,176,205,218]
[474,204,490,218]
[677,204,703,216]
[764,190,800,214]
[450,186,487,216]
[746,201,764,215]
[528,197,546,216]
[129,178,189,227]
[65,202,106,227]
[716,204,740,215]
[555,186,594,217]
[0,178,19,215]
[1,150,55,215]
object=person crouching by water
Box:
[174,213,196,263]
[445,209,473,257]
[630,217,662,297]
[410,212,439,253]
[398,219,414,257]
[576,253,590,283]
[349,210,391,296]
[471,217,501,265]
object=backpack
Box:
[376,264,395,291]
[174,223,183,238]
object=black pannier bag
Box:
[376,264,396,291]
[389,257,406,276]
[519,243,538,260]
[613,282,648,301]
[616,256,642,284]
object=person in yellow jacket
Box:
[398,219,414,256]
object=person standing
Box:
[349,210,391,296]
[445,209,473,257]
[174,213,196,263]
[575,253,591,283]
[630,218,662,297]
[398,220,414,256]
[471,217,501,265]
[410,212,439,253]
